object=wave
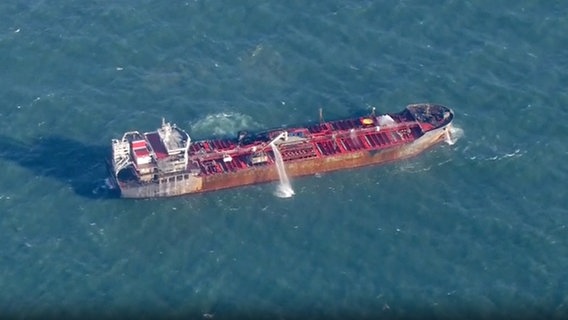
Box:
[467,148,525,162]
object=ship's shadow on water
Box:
[0,135,115,199]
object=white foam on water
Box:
[274,183,295,198]
[91,178,116,197]
[189,112,261,137]
[445,125,464,145]
[468,148,525,161]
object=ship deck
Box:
[184,112,424,177]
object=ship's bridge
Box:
[157,119,190,155]
[141,119,192,174]
[144,119,191,159]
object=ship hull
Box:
[116,123,452,198]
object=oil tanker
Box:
[107,103,454,198]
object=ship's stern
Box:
[104,157,122,197]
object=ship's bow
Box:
[406,103,453,131]
[404,103,455,149]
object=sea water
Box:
[0,1,567,318]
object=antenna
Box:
[319,107,325,124]
[370,106,376,117]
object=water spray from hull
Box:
[444,125,464,145]
[270,142,294,198]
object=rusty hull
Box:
[200,124,450,193]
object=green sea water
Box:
[1,1,567,318]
